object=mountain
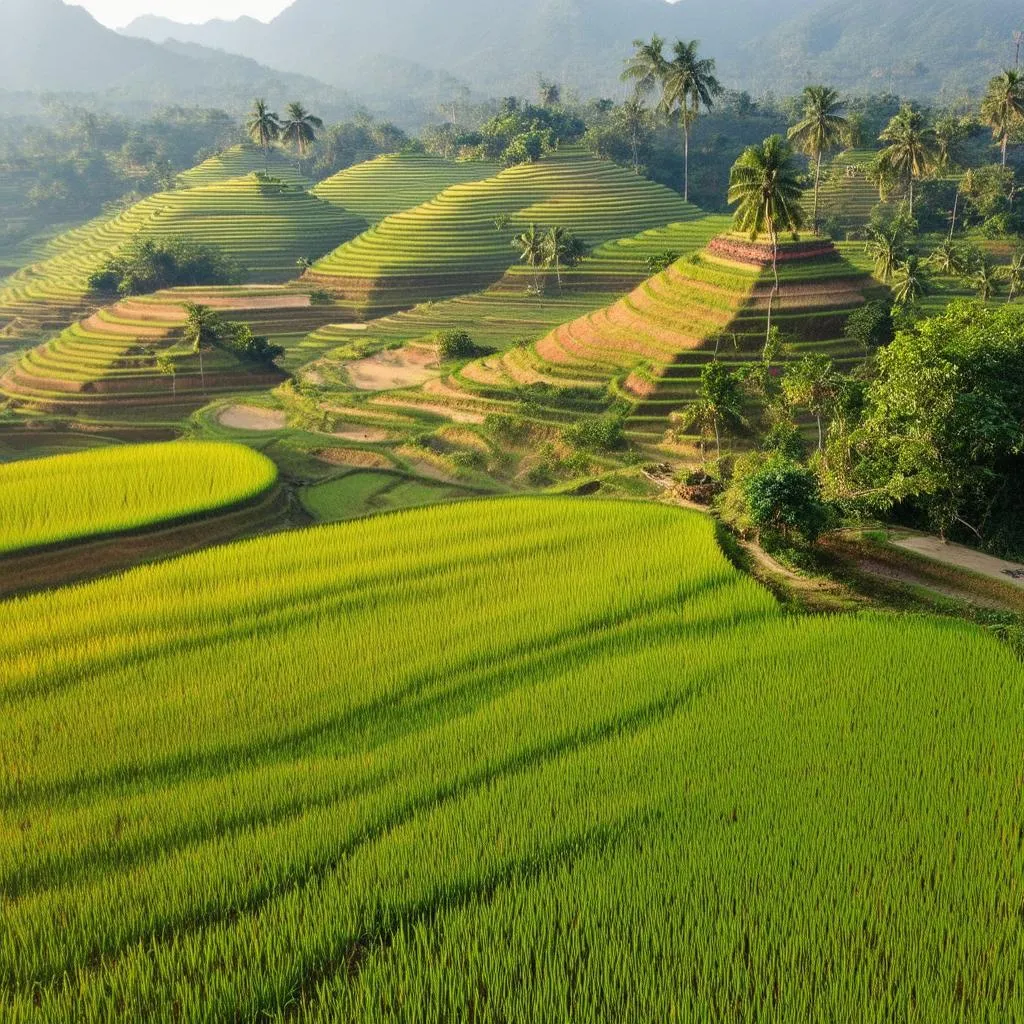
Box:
[122,0,1021,101]
[0,0,355,117]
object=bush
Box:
[501,131,546,167]
[308,290,332,306]
[434,329,475,359]
[744,458,830,543]
[645,251,680,274]
[88,236,235,296]
[845,300,894,350]
[561,414,625,452]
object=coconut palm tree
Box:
[877,105,936,217]
[182,302,222,392]
[512,224,546,292]
[787,85,849,234]
[280,102,324,160]
[865,223,909,283]
[981,70,1024,167]
[928,239,969,277]
[660,39,723,203]
[542,227,588,293]
[728,135,806,340]
[245,99,281,173]
[621,35,668,99]
[973,259,1001,301]
[1003,251,1024,301]
[891,255,929,307]
[619,96,651,174]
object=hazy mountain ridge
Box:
[122,0,1023,100]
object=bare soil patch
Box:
[345,346,439,391]
[316,447,394,469]
[332,426,394,443]
[218,405,287,431]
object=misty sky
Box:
[76,0,291,28]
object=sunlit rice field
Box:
[0,497,1021,1021]
[0,441,277,554]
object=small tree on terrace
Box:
[246,99,281,173]
[782,353,840,451]
[744,458,830,543]
[787,85,849,234]
[671,360,745,461]
[877,105,936,217]
[182,303,223,392]
[728,135,806,341]
[156,352,177,399]
[280,102,324,159]
[542,227,588,293]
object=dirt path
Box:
[892,535,1024,590]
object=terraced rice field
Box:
[313,153,500,224]
[177,144,311,189]
[1,286,342,419]
[809,150,891,231]
[0,440,276,554]
[0,176,363,336]
[1,498,1021,1021]
[306,150,693,314]
[370,235,873,439]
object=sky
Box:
[75,0,292,28]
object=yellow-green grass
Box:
[0,176,364,335]
[312,153,500,224]
[0,498,1021,1020]
[306,150,693,314]
[177,144,311,189]
[0,440,276,554]
[807,150,892,231]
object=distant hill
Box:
[0,0,356,117]
[122,0,1024,100]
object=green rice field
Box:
[300,469,475,520]
[0,441,276,553]
[0,498,1021,1021]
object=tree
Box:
[245,99,280,173]
[621,35,667,100]
[542,226,588,293]
[728,135,806,340]
[659,39,723,203]
[973,258,1000,300]
[981,70,1024,167]
[672,360,745,460]
[1002,251,1024,302]
[181,303,222,391]
[618,96,651,174]
[538,80,561,108]
[156,352,177,399]
[928,239,970,278]
[782,353,839,450]
[891,254,930,308]
[511,223,546,292]
[877,105,936,217]
[845,300,894,351]
[851,300,1024,551]
[280,103,324,159]
[787,85,849,234]
[932,114,970,173]
[744,458,830,543]
[865,214,913,283]
[433,329,474,362]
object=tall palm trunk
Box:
[198,346,205,392]
[948,189,960,241]
[766,221,779,343]
[1002,133,1009,167]
[812,149,823,234]
[683,120,690,202]
[908,176,914,218]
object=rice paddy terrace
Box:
[312,153,500,225]
[1,287,343,420]
[810,150,890,232]
[349,234,874,442]
[1,497,1021,1020]
[0,176,363,337]
[304,150,694,315]
[176,144,311,189]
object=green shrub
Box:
[562,414,626,452]
[434,329,475,359]
[744,458,831,543]
[88,236,235,296]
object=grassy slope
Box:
[0,498,1021,1020]
[0,440,276,554]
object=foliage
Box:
[280,103,324,159]
[786,85,849,232]
[876,105,936,215]
[0,442,276,555]
[744,457,831,542]
[727,135,805,242]
[645,250,680,274]
[561,414,625,452]
[850,301,1024,553]
[845,300,894,350]
[87,236,235,296]
[433,329,475,359]
[980,70,1024,166]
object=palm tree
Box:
[728,135,806,340]
[182,303,222,391]
[981,70,1024,167]
[781,353,837,451]
[619,96,650,175]
[660,39,723,203]
[538,79,561,108]
[512,224,546,292]
[877,105,936,217]
[787,85,849,234]
[973,259,1000,301]
[1003,251,1024,301]
[621,35,668,99]
[280,102,324,160]
[891,255,929,307]
[542,227,588,293]
[865,224,909,283]
[245,99,281,173]
[928,239,969,277]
